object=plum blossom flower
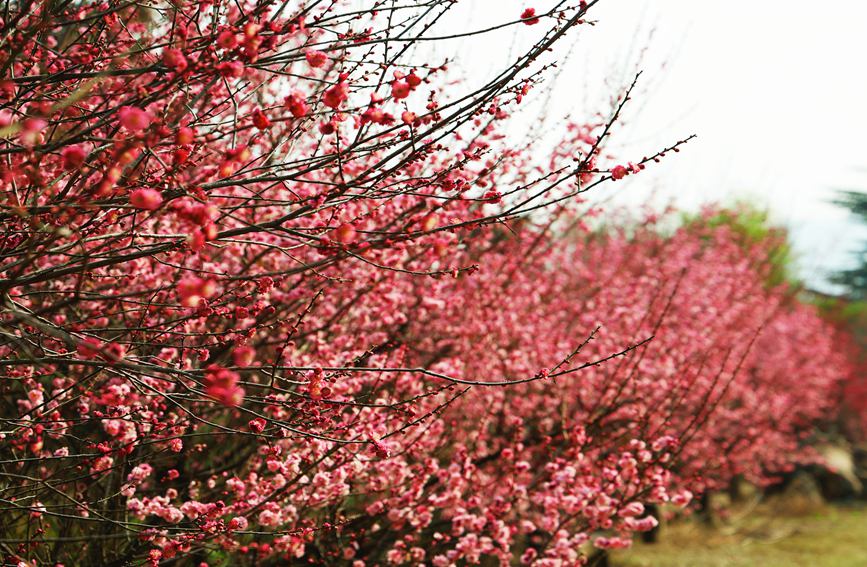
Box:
[62,145,87,170]
[611,165,628,180]
[118,106,151,132]
[323,81,349,109]
[228,516,248,531]
[176,277,216,308]
[521,8,540,25]
[130,188,163,210]
[305,49,328,68]
[203,364,245,406]
[162,48,188,72]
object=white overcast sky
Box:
[429,1,867,290]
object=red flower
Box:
[521,8,540,25]
[322,81,349,109]
[391,80,411,100]
[228,517,248,531]
[76,337,103,360]
[233,345,255,367]
[61,145,87,170]
[19,118,46,146]
[162,48,188,72]
[0,80,14,101]
[130,188,163,210]
[285,92,309,118]
[371,439,390,458]
[203,364,244,406]
[611,165,628,180]
[176,126,195,145]
[333,223,357,244]
[176,277,216,308]
[216,61,244,78]
[217,29,238,50]
[173,147,191,165]
[251,109,271,130]
[305,49,328,68]
[118,106,151,132]
[76,338,125,362]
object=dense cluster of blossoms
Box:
[0,0,854,565]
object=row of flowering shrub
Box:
[3,204,850,565]
[0,0,853,565]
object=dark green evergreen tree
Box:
[832,191,867,298]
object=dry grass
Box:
[611,502,867,567]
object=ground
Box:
[611,503,867,567]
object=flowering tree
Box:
[0,0,852,565]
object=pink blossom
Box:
[203,364,244,406]
[611,164,628,180]
[62,145,87,170]
[391,80,411,100]
[248,418,266,433]
[130,188,164,210]
[521,8,540,25]
[233,345,255,367]
[176,277,216,308]
[305,49,328,68]
[228,516,248,531]
[162,48,188,72]
[118,106,151,132]
[323,81,349,109]
[257,509,281,527]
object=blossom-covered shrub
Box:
[0,0,852,565]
